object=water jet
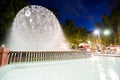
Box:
[7,5,67,51]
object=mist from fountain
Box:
[7,5,68,51]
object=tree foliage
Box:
[95,22,113,45]
[62,19,88,48]
[85,3,120,46]
[0,0,29,33]
[96,3,120,45]
[0,0,29,45]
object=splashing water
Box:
[7,5,67,51]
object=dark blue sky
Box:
[30,0,119,31]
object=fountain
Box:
[0,5,119,80]
[0,5,91,66]
[0,5,93,80]
[7,5,67,51]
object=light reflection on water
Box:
[0,56,120,80]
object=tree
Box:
[95,22,114,46]
[63,19,88,48]
[0,0,29,33]
[0,0,29,45]
[101,3,120,45]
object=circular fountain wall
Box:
[7,5,67,51]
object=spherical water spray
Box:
[7,5,67,51]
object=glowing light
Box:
[94,29,100,35]
[87,40,91,44]
[103,29,111,36]
[25,10,31,16]
[1,44,5,47]
[30,19,32,22]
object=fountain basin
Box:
[0,56,120,80]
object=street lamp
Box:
[94,29,100,39]
[94,30,99,34]
[103,29,111,36]
[94,29,101,50]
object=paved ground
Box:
[1,56,120,80]
[93,53,120,57]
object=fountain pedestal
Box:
[0,47,9,67]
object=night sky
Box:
[30,0,120,31]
